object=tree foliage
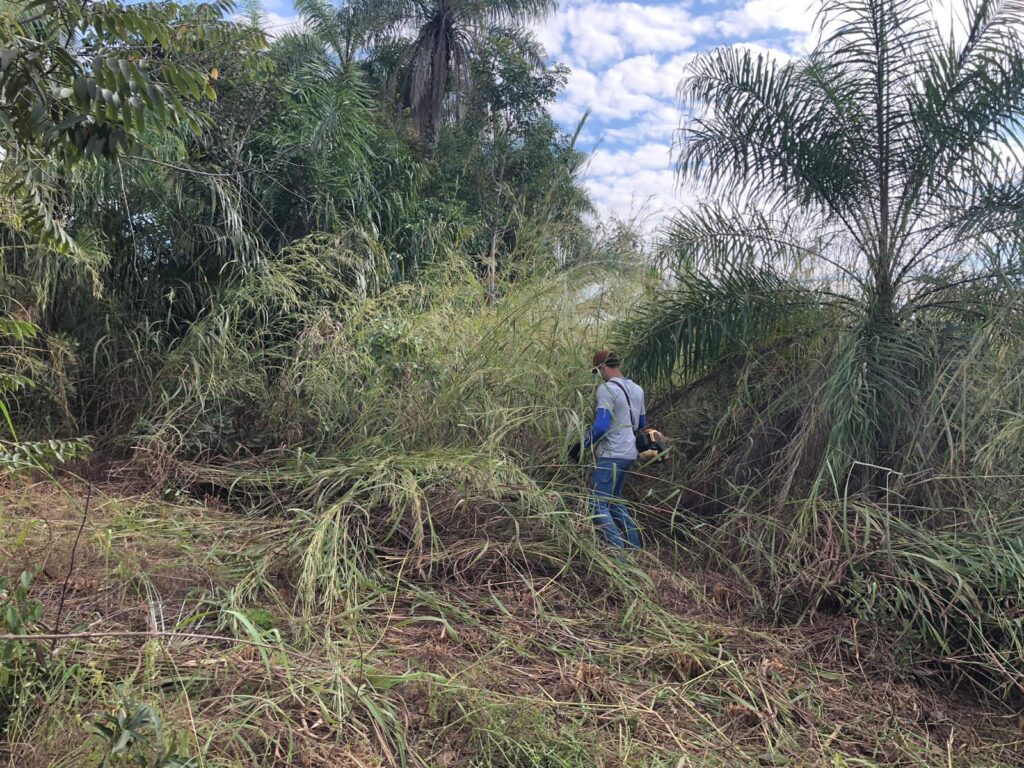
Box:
[363,0,555,145]
[0,0,591,449]
[627,0,1024,493]
[0,0,263,256]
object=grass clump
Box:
[119,261,655,617]
[642,314,1024,703]
[425,681,600,767]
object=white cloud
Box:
[587,142,672,178]
[549,99,590,127]
[536,0,824,231]
[716,0,818,37]
[602,53,695,101]
[262,11,300,38]
[538,1,712,67]
[581,143,685,226]
[552,53,694,123]
[587,168,678,227]
[602,104,680,143]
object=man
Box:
[569,350,645,548]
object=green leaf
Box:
[0,401,17,441]
[5,605,22,633]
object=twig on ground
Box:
[52,483,92,649]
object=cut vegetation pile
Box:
[4,481,1023,768]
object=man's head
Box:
[592,350,621,381]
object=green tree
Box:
[0,0,261,256]
[291,0,381,65]
[623,0,1024,492]
[368,0,555,146]
[0,0,263,452]
[432,34,591,293]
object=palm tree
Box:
[371,0,555,146]
[622,0,1024,495]
[292,0,379,64]
[292,0,554,145]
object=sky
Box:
[259,0,823,227]
[535,0,819,226]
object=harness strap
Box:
[608,379,637,431]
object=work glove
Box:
[567,441,583,463]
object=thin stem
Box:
[52,483,91,648]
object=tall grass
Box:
[644,300,1024,701]
[4,245,1024,764]
[101,233,1024,704]
[109,251,655,617]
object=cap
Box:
[592,350,620,370]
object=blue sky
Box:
[535,0,817,225]
[258,0,822,225]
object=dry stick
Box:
[52,483,92,650]
[3,630,312,660]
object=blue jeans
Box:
[589,457,641,548]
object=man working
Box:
[569,350,645,549]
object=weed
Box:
[92,689,195,768]
[0,569,45,738]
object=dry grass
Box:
[2,479,1022,768]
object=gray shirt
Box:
[595,377,645,460]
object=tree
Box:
[291,0,381,65]
[368,0,555,146]
[0,0,261,257]
[0,0,262,464]
[623,0,1024,493]
[288,0,586,279]
[431,34,591,293]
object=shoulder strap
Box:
[608,379,636,429]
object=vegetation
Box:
[622,0,1024,698]
[1,0,1024,765]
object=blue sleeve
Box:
[584,408,612,447]
[638,413,647,429]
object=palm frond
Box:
[817,318,933,486]
[459,0,556,25]
[678,46,872,219]
[896,0,1024,239]
[618,266,815,387]
[293,0,348,60]
[952,158,1024,245]
[658,202,858,287]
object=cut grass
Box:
[5,256,1024,767]
[2,481,1022,767]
